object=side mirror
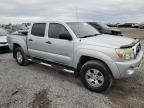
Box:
[59,33,72,41]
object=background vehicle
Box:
[5,24,28,34]
[131,23,139,28]
[0,28,9,52]
[87,22,122,36]
[117,23,134,28]
[139,23,144,29]
[7,22,143,92]
[10,29,28,36]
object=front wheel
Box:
[80,60,113,92]
[14,47,29,66]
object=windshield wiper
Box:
[81,34,99,38]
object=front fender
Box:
[74,48,121,79]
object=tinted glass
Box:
[31,23,46,37]
[48,23,70,39]
[67,22,100,38]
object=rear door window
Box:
[31,23,46,37]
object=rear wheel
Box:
[80,60,113,92]
[14,47,29,66]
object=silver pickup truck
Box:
[7,22,143,92]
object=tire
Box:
[14,47,29,66]
[80,60,113,92]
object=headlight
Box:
[116,48,134,60]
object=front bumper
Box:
[0,44,9,52]
[115,51,144,78]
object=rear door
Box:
[27,23,47,58]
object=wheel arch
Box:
[13,43,22,58]
[75,56,114,78]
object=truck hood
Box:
[81,34,135,48]
[0,36,7,43]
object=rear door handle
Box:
[28,39,33,41]
[45,41,52,44]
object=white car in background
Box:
[139,23,144,29]
[0,28,9,52]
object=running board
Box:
[28,58,75,74]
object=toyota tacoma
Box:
[7,22,143,92]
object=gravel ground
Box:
[0,41,144,108]
[119,28,144,39]
[0,53,114,108]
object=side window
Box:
[31,23,46,37]
[48,23,71,39]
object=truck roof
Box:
[31,21,95,24]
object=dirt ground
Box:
[106,28,144,108]
[0,28,144,108]
[120,28,144,39]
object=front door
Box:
[44,23,74,66]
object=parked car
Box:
[0,28,9,52]
[118,23,133,28]
[6,25,28,34]
[88,22,122,36]
[139,23,144,29]
[11,29,28,36]
[107,23,121,27]
[7,22,143,92]
[131,23,139,28]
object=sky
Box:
[0,0,144,24]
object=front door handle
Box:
[28,39,33,41]
[45,41,52,44]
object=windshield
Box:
[67,22,100,38]
[0,28,7,36]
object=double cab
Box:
[7,22,143,92]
